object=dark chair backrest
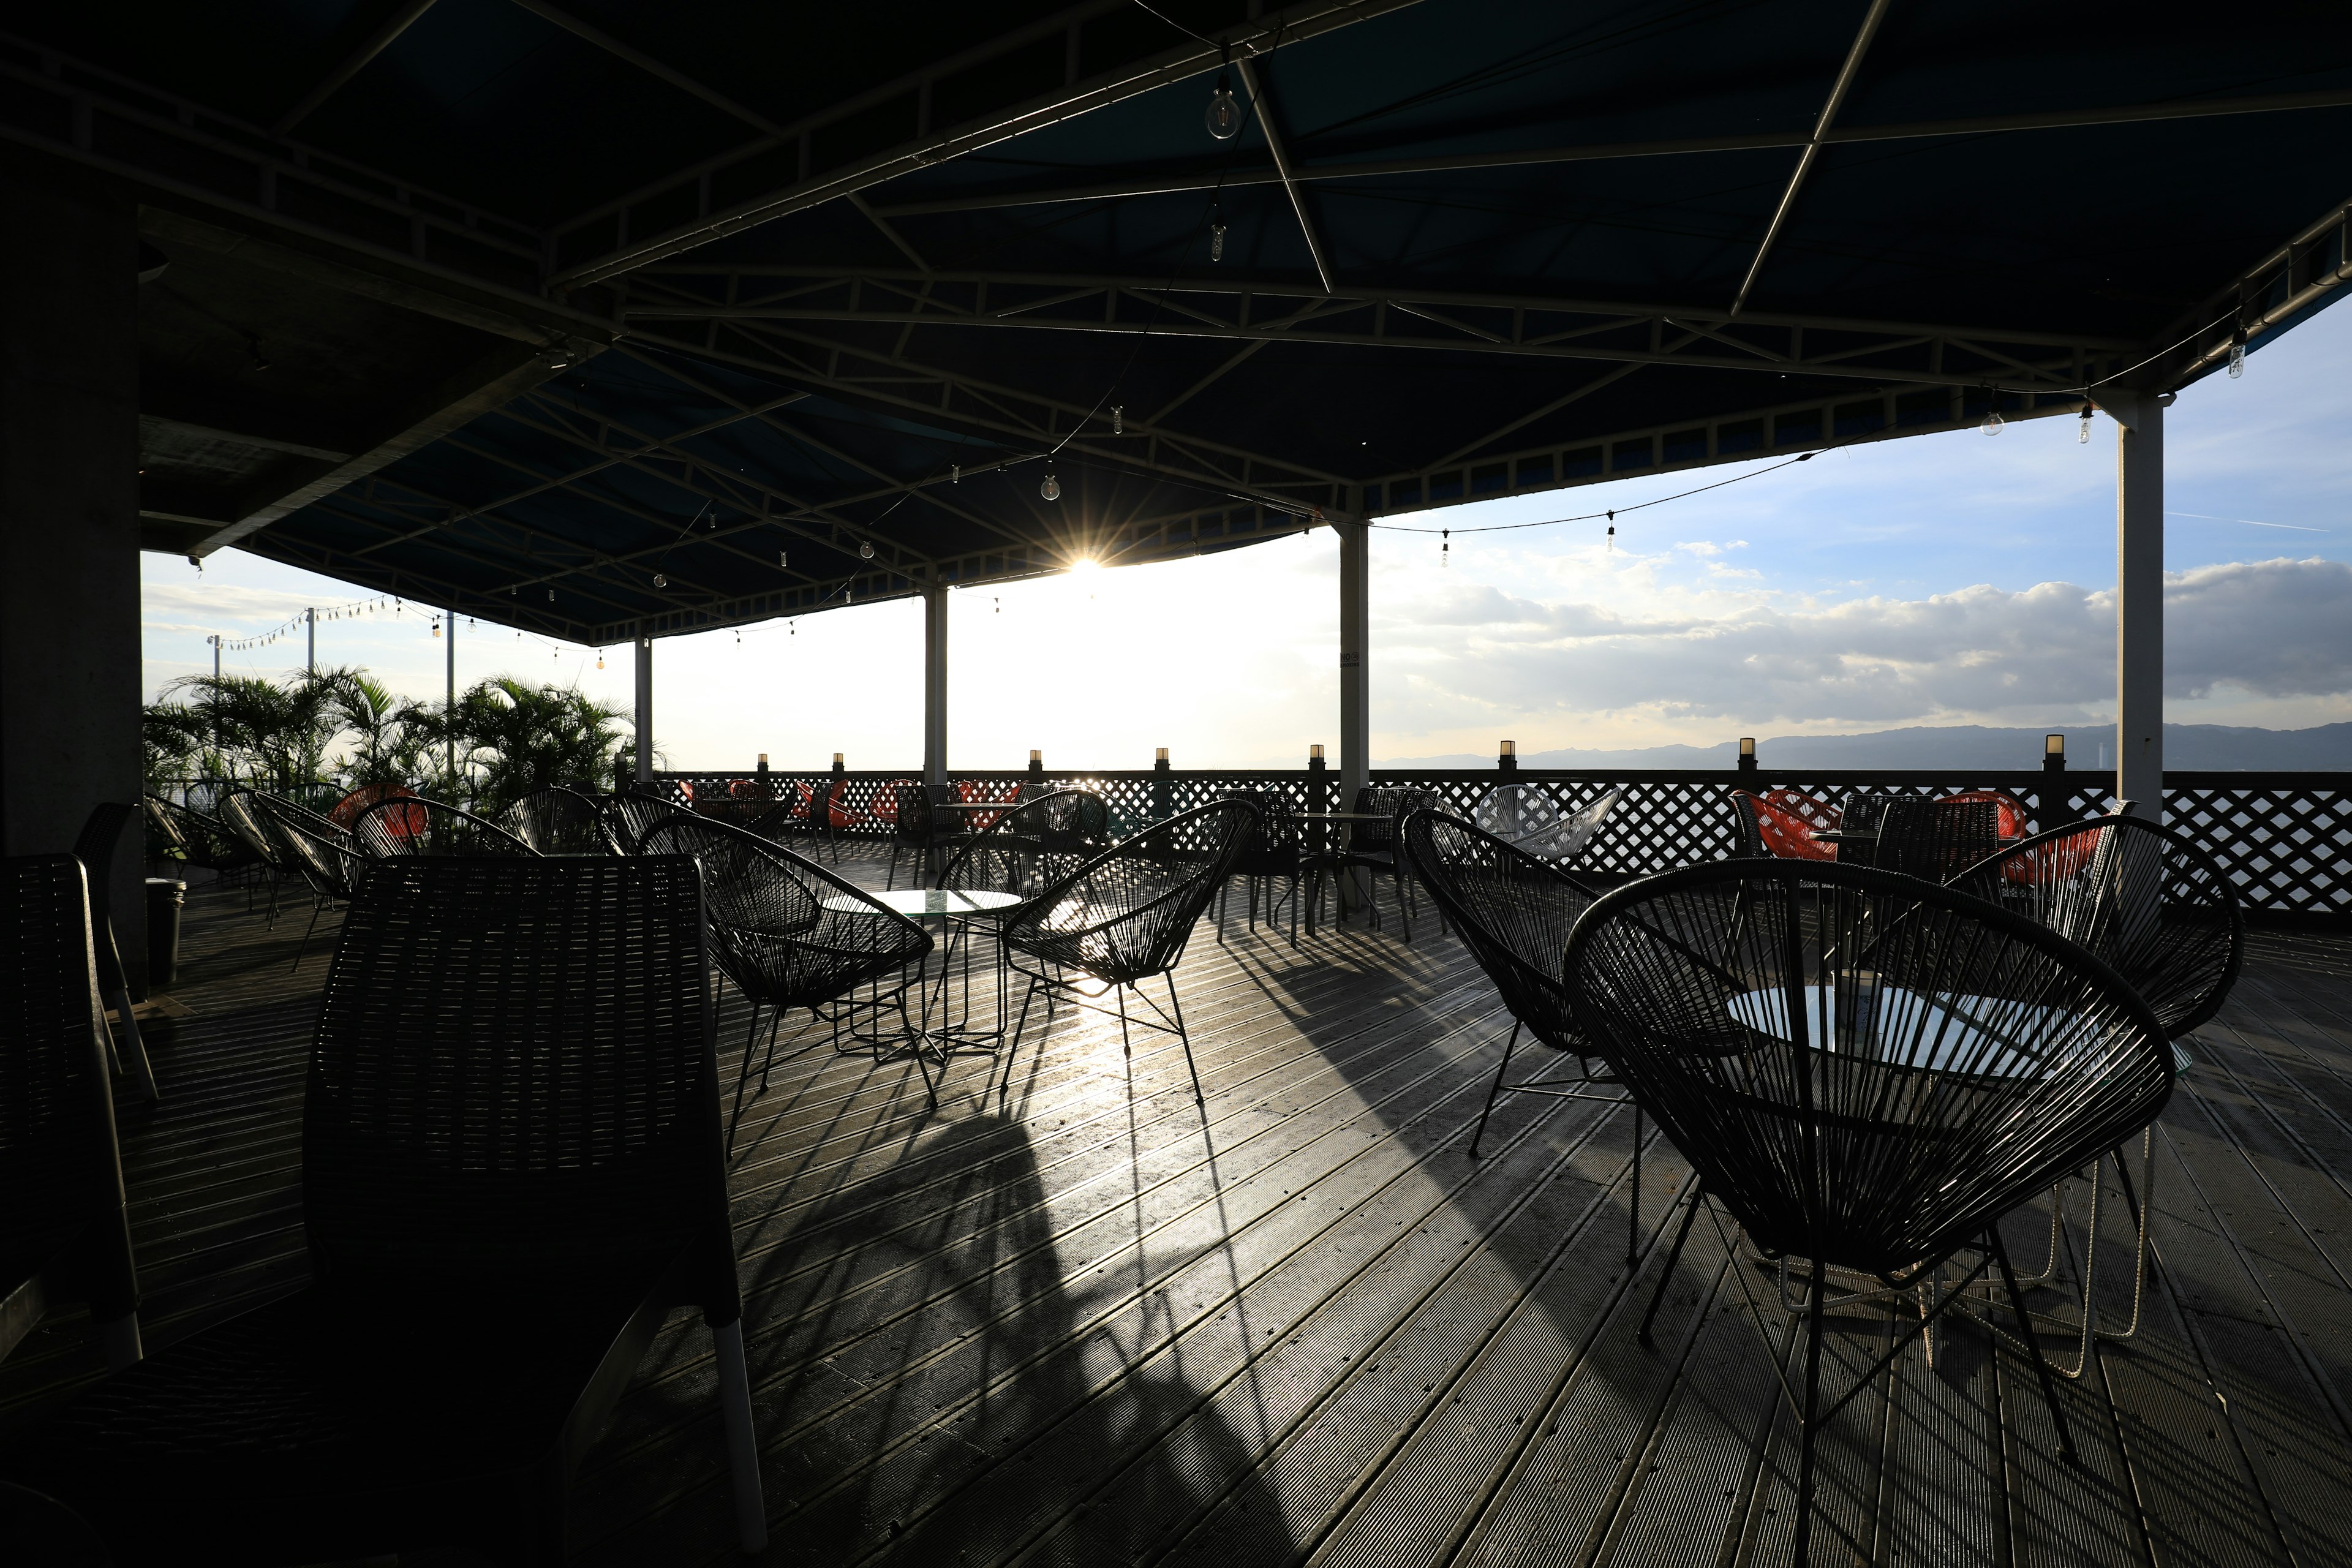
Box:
[892,782,935,846]
[1565,858,2172,1275]
[1217,788,1301,875]
[304,856,734,1303]
[217,791,286,871]
[352,797,540,859]
[251,794,369,897]
[1876,797,1999,881]
[637,814,930,1012]
[936,790,1111,902]
[1001,798,1260,984]
[1947,813,2245,1041]
[1347,785,1442,854]
[0,856,137,1345]
[603,789,689,854]
[500,787,623,856]
[1402,810,1599,1058]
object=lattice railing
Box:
[639,767,2345,921]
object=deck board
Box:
[4,859,2350,1567]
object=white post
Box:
[2113,390,2165,816]
[923,583,949,786]
[1338,521,1370,808]
[633,635,654,786]
[445,608,456,788]
[305,605,315,679]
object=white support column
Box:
[923,584,948,786]
[1338,521,1370,809]
[2113,390,2165,816]
[633,635,654,786]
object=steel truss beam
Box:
[2160,193,2352,388]
[541,0,1416,288]
[869,85,2352,219]
[622,266,2127,393]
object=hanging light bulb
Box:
[432,617,441,639]
[1441,527,1449,568]
[1112,405,1125,435]
[1204,51,1242,140]
[778,550,788,569]
[1607,510,1616,552]
[653,573,668,588]
[2078,406,2094,443]
[859,540,875,559]
[952,463,961,484]
[546,589,555,602]
[1041,469,1061,502]
[1981,405,2004,435]
[1210,217,1227,263]
[2228,331,2247,378]
[597,651,605,669]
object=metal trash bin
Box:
[145,877,186,991]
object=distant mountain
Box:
[1376,723,2352,772]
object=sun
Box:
[1068,556,1101,577]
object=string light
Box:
[2228,329,2247,378]
[653,573,668,588]
[859,541,875,559]
[1981,407,2004,435]
[1441,527,1449,568]
[1204,47,1242,140]
[1041,469,1061,502]
[952,464,960,484]
[1112,405,1124,435]
[2079,406,2094,443]
[1210,213,1227,263]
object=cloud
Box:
[1368,555,2352,734]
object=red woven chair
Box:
[329,783,415,831]
[1728,789,1838,861]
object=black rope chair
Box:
[0,856,768,1562]
[250,794,371,972]
[885,782,965,890]
[933,789,1112,907]
[1941,810,2245,1359]
[1332,785,1446,941]
[1566,858,2172,1566]
[217,790,295,925]
[1,855,143,1373]
[499,786,625,856]
[601,788,689,853]
[997,799,1259,1104]
[1872,795,2001,880]
[1213,787,1306,946]
[638,815,934,1147]
[352,797,541,859]
[1401,810,1648,1256]
[143,794,263,886]
[71,804,160,1100]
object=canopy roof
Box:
[16,1,2351,643]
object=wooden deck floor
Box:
[7,855,2352,1567]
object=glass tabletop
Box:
[823,887,1026,919]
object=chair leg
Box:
[725,1003,766,1156]
[1627,1103,1643,1267]
[1992,1227,2079,1463]
[1638,1186,1705,1345]
[1791,1254,1830,1568]
[102,989,160,1101]
[1395,867,1413,944]
[1468,1020,1521,1159]
[290,898,323,973]
[710,1316,769,1553]
[1166,971,1204,1104]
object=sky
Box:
[140,298,2352,772]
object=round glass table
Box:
[822,887,1025,1062]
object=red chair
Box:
[1946,789,2032,841]
[329,783,415,832]
[1729,789,1837,861]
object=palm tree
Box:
[162,669,347,791]
[454,677,630,814]
[331,671,430,790]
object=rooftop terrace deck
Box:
[6,856,2350,1567]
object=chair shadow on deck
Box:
[738,1107,1297,1564]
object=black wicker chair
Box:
[1401,811,1649,1256]
[250,793,372,972]
[71,804,159,1101]
[1332,785,1446,941]
[1942,811,2245,1357]
[997,799,1259,1104]
[143,794,263,885]
[217,790,296,924]
[1,856,143,1373]
[1872,795,2000,880]
[352,797,541,859]
[638,815,934,1145]
[1,856,768,1562]
[499,786,625,856]
[886,782,965,891]
[1213,788,1306,946]
[1566,859,2172,1566]
[601,788,689,854]
[934,789,1112,908]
